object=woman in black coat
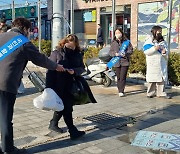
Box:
[46,34,96,140]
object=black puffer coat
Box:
[46,47,97,112]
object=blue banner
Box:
[107,40,130,69]
[131,131,180,151]
[143,43,162,53]
[143,44,154,51]
[0,35,29,61]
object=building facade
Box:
[65,0,180,51]
[0,7,51,40]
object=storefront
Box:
[65,0,180,51]
[0,7,51,40]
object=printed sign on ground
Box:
[131,131,180,151]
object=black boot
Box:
[63,112,85,140]
[49,120,63,133]
[69,126,85,140]
[49,111,63,133]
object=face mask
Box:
[71,46,76,50]
[156,33,164,42]
[65,43,75,50]
[115,34,122,39]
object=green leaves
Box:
[31,39,52,57]
[128,48,146,75]
[168,52,180,85]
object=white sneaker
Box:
[119,93,125,97]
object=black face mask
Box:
[156,33,164,42]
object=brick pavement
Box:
[1,66,180,154]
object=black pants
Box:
[0,90,16,152]
[96,42,103,48]
[115,66,129,93]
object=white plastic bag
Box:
[33,88,64,111]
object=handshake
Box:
[56,65,74,74]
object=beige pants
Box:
[147,81,167,97]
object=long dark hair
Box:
[113,28,128,42]
[151,26,163,41]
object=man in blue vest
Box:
[0,18,65,154]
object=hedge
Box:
[31,40,180,85]
[31,39,52,57]
[83,47,100,62]
[168,52,180,85]
[128,48,146,75]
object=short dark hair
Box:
[12,18,31,31]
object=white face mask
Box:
[115,34,122,39]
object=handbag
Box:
[70,77,89,105]
[33,88,64,111]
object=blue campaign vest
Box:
[107,40,130,69]
[0,35,29,61]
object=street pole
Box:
[38,0,41,52]
[70,0,74,34]
[167,0,173,53]
[112,0,116,41]
[12,0,15,21]
[52,0,64,50]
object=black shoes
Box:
[70,130,85,140]
[158,95,172,99]
[48,122,63,133]
[147,95,172,99]
[3,147,26,154]
[69,126,85,140]
[147,96,154,98]
[166,95,172,99]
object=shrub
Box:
[83,47,100,63]
[31,39,52,56]
[31,40,180,85]
[129,48,146,75]
[168,52,180,86]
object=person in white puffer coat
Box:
[143,26,171,99]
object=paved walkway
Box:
[1,66,180,154]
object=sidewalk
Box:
[2,66,180,154]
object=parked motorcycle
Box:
[82,47,116,87]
